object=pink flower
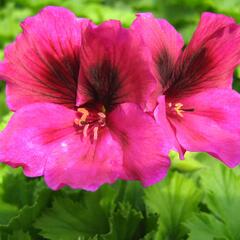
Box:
[0,7,171,191]
[132,12,240,167]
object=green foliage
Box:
[34,183,156,240]
[0,150,240,239]
[0,112,12,131]
[35,196,109,239]
[102,202,143,240]
[6,230,32,240]
[186,162,240,240]
[0,155,234,240]
[144,172,202,239]
[186,213,227,240]
[1,172,36,208]
[170,151,205,172]
[0,170,51,239]
[0,82,9,119]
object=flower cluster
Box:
[0,7,240,191]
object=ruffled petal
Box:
[188,12,235,52]
[168,89,240,167]
[0,103,76,176]
[108,103,171,187]
[132,13,183,65]
[131,13,184,97]
[0,6,88,110]
[77,20,155,110]
[166,12,240,99]
[0,103,123,191]
[44,127,123,191]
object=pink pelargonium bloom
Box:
[132,12,240,167]
[0,7,171,191]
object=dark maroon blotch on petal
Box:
[1,6,86,111]
[27,50,80,107]
[165,46,210,99]
[156,48,175,92]
[80,59,123,112]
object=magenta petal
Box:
[44,128,122,191]
[154,96,185,159]
[132,13,183,64]
[109,103,171,187]
[188,12,235,53]
[77,20,155,109]
[0,103,76,176]
[169,89,240,167]
[131,13,184,97]
[0,103,123,191]
[1,7,89,110]
[169,12,240,98]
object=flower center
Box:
[74,107,106,141]
[168,102,194,117]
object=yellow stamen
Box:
[77,108,89,123]
[93,127,99,141]
[74,108,105,140]
[174,103,184,117]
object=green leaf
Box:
[0,165,14,185]
[170,151,205,172]
[186,213,227,240]
[35,193,110,240]
[140,213,159,240]
[34,182,155,240]
[102,202,143,240]
[0,201,18,226]
[0,169,35,226]
[0,82,10,119]
[0,186,51,235]
[76,236,98,240]
[115,181,145,212]
[0,49,3,60]
[0,112,12,131]
[7,230,31,240]
[200,163,240,239]
[1,172,36,208]
[144,172,202,239]
[233,68,240,92]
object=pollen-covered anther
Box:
[74,107,106,140]
[168,102,194,117]
[77,108,89,126]
[174,103,184,117]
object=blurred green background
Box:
[0,1,240,240]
